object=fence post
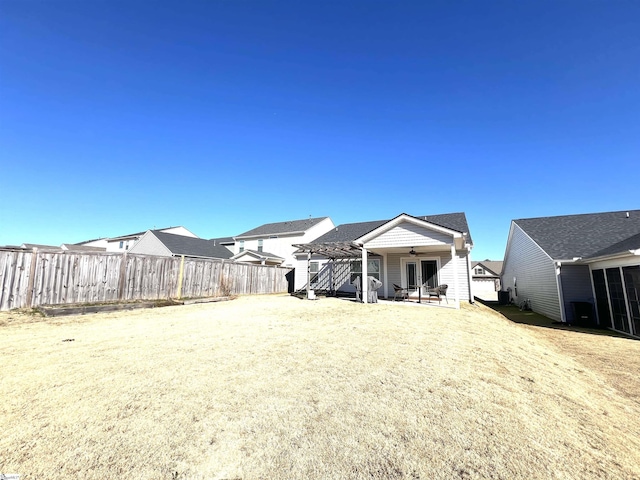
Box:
[25,248,38,308]
[117,253,127,301]
[176,255,185,299]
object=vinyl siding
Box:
[559,264,594,323]
[502,223,562,321]
[366,223,452,249]
[128,233,172,257]
[385,251,470,302]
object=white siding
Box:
[366,223,452,249]
[473,278,499,301]
[161,227,198,238]
[128,233,172,257]
[385,251,471,302]
[502,223,562,321]
[237,218,335,268]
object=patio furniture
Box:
[393,284,409,301]
[368,276,383,303]
[352,275,362,302]
[352,275,383,303]
[426,284,448,303]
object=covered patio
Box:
[293,213,474,307]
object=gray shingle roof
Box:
[209,236,234,245]
[236,217,329,237]
[236,249,284,260]
[152,231,233,259]
[313,213,472,244]
[514,209,640,260]
[471,260,503,275]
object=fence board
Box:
[0,249,292,311]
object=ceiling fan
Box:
[408,247,430,257]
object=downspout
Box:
[451,243,460,308]
[555,261,567,323]
[465,246,474,304]
[306,251,311,299]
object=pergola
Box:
[292,241,368,300]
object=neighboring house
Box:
[502,209,640,337]
[294,213,474,307]
[128,230,233,260]
[20,243,62,251]
[231,217,335,267]
[79,226,198,252]
[471,260,503,301]
[60,244,106,252]
[209,237,235,255]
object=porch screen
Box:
[606,268,630,333]
[623,266,640,336]
[591,269,611,328]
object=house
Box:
[78,226,198,252]
[501,209,640,337]
[293,213,474,307]
[471,260,503,301]
[231,217,335,267]
[209,237,235,255]
[128,230,233,260]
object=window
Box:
[119,241,124,249]
[239,240,244,253]
[475,267,485,275]
[310,261,319,285]
[258,239,263,252]
[350,259,380,283]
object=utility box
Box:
[498,290,510,305]
[571,301,595,326]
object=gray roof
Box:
[152,231,233,259]
[471,260,503,275]
[313,213,472,244]
[235,249,284,261]
[209,236,234,245]
[514,209,640,260]
[236,217,329,238]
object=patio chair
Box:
[393,283,409,301]
[426,284,448,303]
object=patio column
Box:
[451,244,460,307]
[306,251,311,299]
[361,247,368,303]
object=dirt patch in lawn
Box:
[1,295,639,479]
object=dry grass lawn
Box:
[1,295,639,479]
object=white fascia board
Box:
[581,250,640,264]
[355,213,461,245]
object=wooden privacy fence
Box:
[0,248,293,311]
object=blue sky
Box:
[1,0,638,260]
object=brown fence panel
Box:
[0,249,292,311]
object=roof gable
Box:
[232,249,284,262]
[152,231,233,259]
[312,213,472,244]
[471,260,503,275]
[515,209,640,260]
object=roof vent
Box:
[627,212,630,218]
